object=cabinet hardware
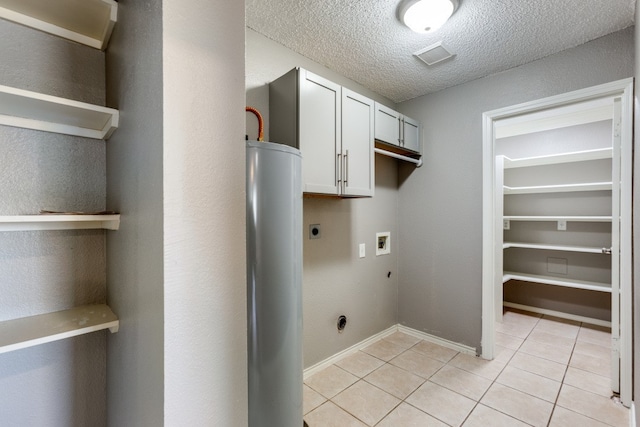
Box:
[602,247,613,255]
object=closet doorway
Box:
[481,79,633,406]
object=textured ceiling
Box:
[246,0,636,103]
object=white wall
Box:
[247,28,401,367]
[0,19,108,427]
[633,2,639,424]
[396,28,634,351]
[163,0,247,425]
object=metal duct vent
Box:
[414,41,455,66]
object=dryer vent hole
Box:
[337,315,347,332]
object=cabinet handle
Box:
[401,118,405,146]
[398,117,402,145]
[344,150,349,188]
[336,153,342,186]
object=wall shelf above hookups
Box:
[0,0,118,50]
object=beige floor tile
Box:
[495,332,524,351]
[578,324,612,347]
[496,366,561,402]
[503,309,542,325]
[364,363,425,400]
[305,365,358,399]
[406,382,476,427]
[304,401,368,427]
[570,352,610,377]
[362,339,406,362]
[462,404,530,427]
[377,402,448,427]
[494,345,516,364]
[509,352,566,382]
[534,315,580,339]
[495,320,536,339]
[481,383,554,427]
[429,364,492,401]
[332,380,401,426]
[573,340,610,360]
[382,331,422,349]
[448,352,506,381]
[549,406,611,427]
[411,340,459,362]
[518,338,573,365]
[303,384,326,415]
[556,384,628,426]
[526,330,576,348]
[563,367,612,398]
[389,349,444,379]
[335,351,385,378]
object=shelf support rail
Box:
[374,147,423,167]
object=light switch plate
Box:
[359,243,365,258]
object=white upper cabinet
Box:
[374,102,421,155]
[270,68,374,197]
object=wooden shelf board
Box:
[504,182,612,194]
[0,84,119,139]
[503,242,607,254]
[0,304,119,355]
[503,272,611,293]
[0,0,117,50]
[0,214,120,231]
[502,148,613,169]
[503,216,612,223]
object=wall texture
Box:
[105,0,164,425]
[633,2,639,424]
[247,29,401,368]
[396,28,634,351]
[163,0,247,425]
[0,19,108,427]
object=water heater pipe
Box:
[245,106,264,141]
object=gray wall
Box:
[106,0,248,425]
[247,28,400,367]
[0,20,108,427]
[105,0,164,425]
[396,28,634,351]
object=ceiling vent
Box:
[414,41,455,66]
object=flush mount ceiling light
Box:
[397,0,459,33]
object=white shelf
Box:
[0,214,120,231]
[504,181,612,194]
[0,84,119,139]
[0,0,117,50]
[503,148,613,169]
[503,272,611,293]
[503,215,612,223]
[0,304,118,354]
[503,242,609,254]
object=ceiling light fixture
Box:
[397,0,459,33]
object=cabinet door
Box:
[402,115,421,153]
[374,102,401,147]
[298,70,341,195]
[342,89,374,197]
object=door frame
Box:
[481,78,633,405]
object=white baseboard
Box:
[303,323,477,380]
[303,325,398,380]
[397,324,477,356]
[504,302,611,328]
[630,402,636,427]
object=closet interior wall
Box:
[496,120,613,321]
[0,19,108,426]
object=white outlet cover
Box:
[376,232,391,256]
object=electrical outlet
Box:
[503,219,510,230]
[557,220,567,231]
[359,243,365,258]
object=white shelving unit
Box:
[0,214,120,231]
[498,147,614,323]
[0,0,117,50]
[0,304,119,355]
[0,84,119,139]
[0,3,121,355]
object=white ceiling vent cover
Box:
[414,41,455,66]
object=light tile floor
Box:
[303,309,629,426]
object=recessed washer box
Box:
[376,232,390,256]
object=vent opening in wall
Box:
[337,315,347,332]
